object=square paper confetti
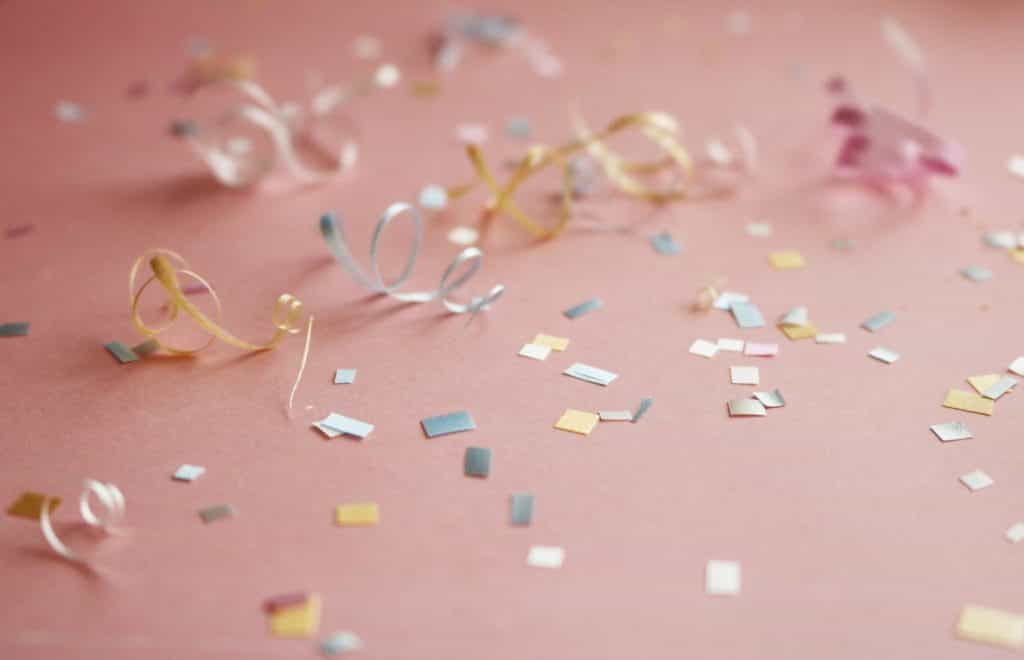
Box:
[554,409,599,435]
[319,413,374,439]
[563,298,603,319]
[268,593,321,639]
[563,363,618,386]
[533,334,569,351]
[173,464,206,482]
[1009,357,1024,377]
[105,341,139,363]
[199,504,235,524]
[746,222,772,237]
[649,231,682,255]
[705,560,741,595]
[689,339,719,358]
[768,251,804,270]
[868,347,899,364]
[727,399,766,417]
[730,366,759,385]
[1006,523,1024,544]
[929,422,972,442]
[982,376,1016,400]
[861,311,895,332]
[421,410,476,437]
[730,301,765,328]
[961,265,993,282]
[463,447,492,478]
[959,470,994,492]
[599,410,633,421]
[956,605,1024,649]
[632,397,654,422]
[510,493,534,526]
[526,545,565,569]
[6,492,60,520]
[744,342,778,357]
[815,333,846,344]
[753,390,785,408]
[335,503,379,526]
[943,389,994,416]
[718,338,744,352]
[778,322,818,340]
[505,117,531,139]
[518,343,552,361]
[713,291,749,310]
[321,631,364,655]
[0,322,30,337]
[333,369,357,384]
[968,374,1003,394]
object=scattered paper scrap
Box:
[984,231,1018,249]
[943,389,994,416]
[0,322,30,337]
[321,631,364,655]
[983,376,1016,400]
[335,502,379,526]
[746,222,772,237]
[554,409,599,435]
[968,374,1003,394]
[961,265,993,282]
[418,184,448,210]
[105,341,139,363]
[563,363,618,386]
[727,399,766,417]
[505,117,531,139]
[533,334,569,351]
[753,390,785,408]
[421,410,476,437]
[6,492,60,520]
[649,231,682,255]
[352,34,381,59]
[455,123,488,145]
[730,301,765,328]
[463,447,492,478]
[815,333,846,344]
[333,369,357,385]
[599,410,633,421]
[861,311,895,332]
[744,342,778,357]
[689,339,719,359]
[519,343,551,361]
[199,504,235,524]
[632,397,654,423]
[956,605,1024,649]
[1006,523,1024,544]
[268,593,321,638]
[714,291,749,310]
[768,251,804,270]
[55,100,85,123]
[778,322,818,340]
[319,413,374,439]
[868,347,899,364]
[173,464,206,482]
[1009,357,1024,377]
[526,545,565,569]
[718,338,744,352]
[447,226,478,246]
[1009,155,1024,179]
[509,493,534,526]
[959,469,994,492]
[563,298,603,319]
[705,560,741,595]
[730,366,759,385]
[930,422,971,443]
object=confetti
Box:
[410,79,441,97]
[868,347,899,364]
[984,231,1017,249]
[333,369,357,385]
[730,366,760,385]
[463,447,492,478]
[745,222,772,237]
[929,422,972,442]
[419,184,449,211]
[351,35,381,59]
[718,338,744,352]
[1006,523,1024,544]
[725,10,752,35]
[730,301,765,328]
[956,605,1024,649]
[768,251,804,270]
[335,503,379,526]
[599,410,633,421]
[268,593,321,638]
[814,333,847,344]
[7,492,61,520]
[744,342,778,357]
[727,399,766,417]
[563,363,618,386]
[321,206,503,316]
[526,545,565,569]
[861,311,895,332]
[54,100,85,123]
[374,64,401,88]
[689,339,719,359]
[960,265,993,282]
[447,226,479,246]
[263,592,309,613]
[1008,155,1024,179]
[455,123,488,145]
[104,341,139,363]
[943,389,994,416]
[967,374,1003,394]
[705,560,741,595]
[632,397,654,423]
[778,307,809,327]
[0,322,30,337]
[554,409,599,435]
[505,117,531,139]
[518,343,552,361]
[1009,357,1024,377]
[778,322,818,340]
[649,231,682,255]
[4,224,34,239]
[982,376,1016,400]
[318,413,374,439]
[199,504,235,524]
[714,291,749,310]
[40,480,124,564]
[563,297,603,319]
[173,464,206,482]
[321,631,364,655]
[533,334,569,351]
[753,390,785,408]
[509,493,534,526]
[959,469,994,492]
[421,410,477,438]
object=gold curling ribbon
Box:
[453,111,695,240]
[129,249,305,355]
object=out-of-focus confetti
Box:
[105,341,140,363]
[725,10,752,35]
[769,251,804,270]
[814,332,846,344]
[321,631,364,655]
[718,338,744,352]
[4,224,34,239]
[632,397,654,422]
[199,504,234,523]
[447,226,479,246]
[173,464,206,482]
[1006,524,1024,544]
[744,342,778,357]
[746,222,772,237]
[518,343,551,361]
[563,297,603,319]
[706,559,741,595]
[335,503,378,526]
[956,605,1024,649]
[861,311,895,332]
[7,492,60,520]
[351,35,381,59]
[960,265,992,282]
[54,100,85,123]
[41,479,125,564]
[526,545,565,569]
[649,231,682,255]
[533,333,569,351]
[0,322,30,337]
[505,117,531,139]
[455,123,489,145]
[267,593,321,638]
[730,301,765,329]
[1007,357,1024,376]
[509,493,534,526]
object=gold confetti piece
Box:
[968,374,1004,395]
[943,389,994,416]
[533,333,569,351]
[777,322,818,340]
[956,605,1024,649]
[129,250,305,356]
[554,409,599,435]
[7,492,60,520]
[335,503,379,526]
[409,79,441,97]
[1011,248,1024,264]
[769,251,805,270]
[268,593,322,638]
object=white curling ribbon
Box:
[186,80,358,187]
[40,479,125,563]
[320,202,504,314]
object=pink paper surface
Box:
[3,1,1024,659]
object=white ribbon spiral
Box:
[40,479,125,564]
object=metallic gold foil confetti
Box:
[554,409,599,435]
[943,389,994,415]
[335,503,378,526]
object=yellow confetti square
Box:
[6,492,61,520]
[410,79,440,97]
[777,322,818,340]
[533,333,569,351]
[554,409,599,435]
[967,374,1004,395]
[1010,248,1024,264]
[956,605,1024,649]
[943,389,994,416]
[268,594,321,638]
[768,251,805,270]
[335,502,379,527]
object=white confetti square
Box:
[961,265,993,283]
[868,347,899,364]
[173,464,206,482]
[814,333,846,344]
[518,343,551,361]
[689,339,719,358]
[744,342,778,357]
[1009,155,1024,179]
[447,226,479,246]
[745,222,773,237]
[929,422,972,442]
[526,545,565,569]
[705,560,741,595]
[1006,523,1024,544]
[959,469,994,492]
[730,366,759,385]
[713,291,749,310]
[727,399,766,417]
[598,410,633,421]
[1009,357,1024,377]
[717,338,744,352]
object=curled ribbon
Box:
[129,249,306,355]
[41,480,125,564]
[320,202,503,315]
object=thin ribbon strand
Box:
[287,316,314,417]
[40,479,125,564]
[320,203,503,314]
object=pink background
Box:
[3,1,1024,658]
